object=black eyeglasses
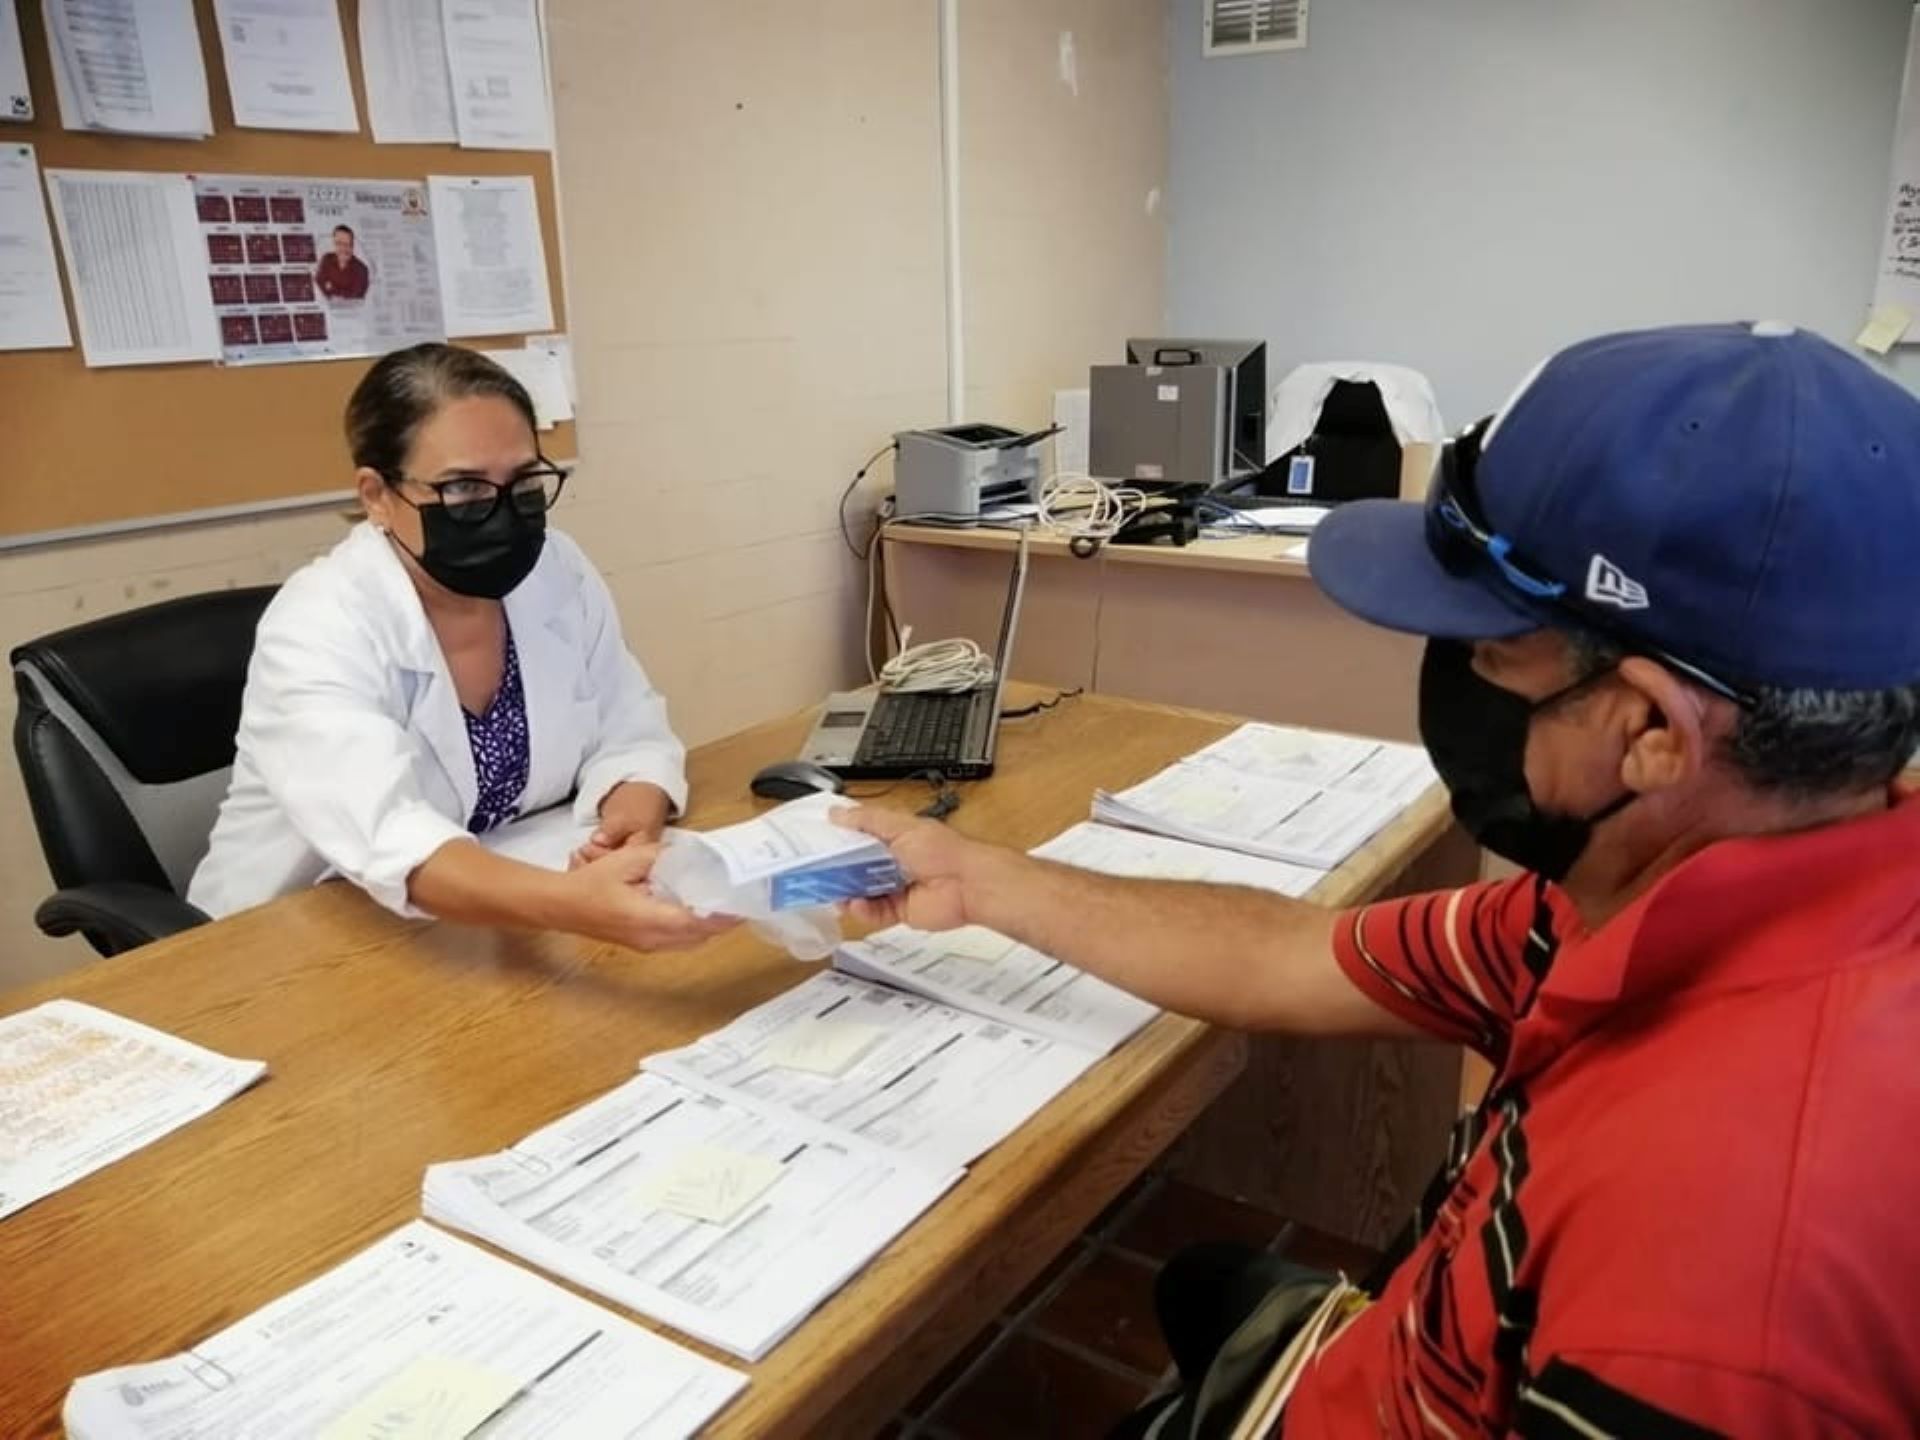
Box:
[1426,417,1759,708]
[384,462,570,525]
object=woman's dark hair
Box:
[345,342,538,477]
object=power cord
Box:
[914,771,963,820]
[1037,472,1149,557]
[1000,686,1083,719]
[840,441,898,560]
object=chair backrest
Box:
[11,586,276,897]
[1257,379,1402,501]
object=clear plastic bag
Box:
[650,833,843,961]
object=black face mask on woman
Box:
[1417,639,1634,882]
[400,495,546,600]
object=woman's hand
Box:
[571,782,674,868]
[563,843,738,952]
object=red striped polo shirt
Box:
[1284,794,1920,1437]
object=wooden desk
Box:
[0,691,1454,1439]
[885,523,1426,743]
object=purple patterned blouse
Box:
[464,624,530,835]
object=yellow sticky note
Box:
[639,1145,786,1225]
[935,926,1017,962]
[321,1356,519,1440]
[763,1018,884,1076]
[1857,304,1912,355]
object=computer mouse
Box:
[749,759,847,801]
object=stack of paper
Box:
[644,970,1101,1174]
[835,923,1158,1055]
[0,1001,264,1221]
[1030,820,1323,897]
[424,1072,959,1361]
[1185,722,1438,812]
[64,1221,745,1439]
[44,0,212,137]
[1092,724,1437,871]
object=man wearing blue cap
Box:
[841,322,1920,1434]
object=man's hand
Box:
[563,843,738,952]
[832,805,1012,932]
[572,782,674,868]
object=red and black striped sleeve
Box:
[1331,874,1543,1061]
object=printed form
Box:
[1032,820,1322,897]
[834,924,1159,1055]
[1093,761,1406,870]
[424,1072,958,1360]
[63,1220,745,1439]
[0,1000,263,1221]
[644,970,1099,1174]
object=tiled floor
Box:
[883,1173,1381,1439]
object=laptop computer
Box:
[800,527,1031,780]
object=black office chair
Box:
[1257,378,1405,502]
[11,586,276,957]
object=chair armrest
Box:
[34,883,211,958]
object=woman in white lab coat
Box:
[189,344,731,953]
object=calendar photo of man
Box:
[314,225,371,302]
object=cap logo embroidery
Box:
[1586,554,1649,611]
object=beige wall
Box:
[0,0,1166,988]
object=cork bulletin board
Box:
[0,0,574,542]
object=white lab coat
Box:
[188,522,686,919]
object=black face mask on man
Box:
[396,494,546,600]
[1417,639,1634,882]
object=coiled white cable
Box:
[1037,472,1149,544]
[878,629,997,693]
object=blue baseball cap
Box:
[1309,322,1920,692]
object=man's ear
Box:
[1614,656,1713,794]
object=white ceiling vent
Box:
[1203,0,1308,56]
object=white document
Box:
[478,803,593,869]
[482,343,570,426]
[45,168,221,366]
[428,173,553,335]
[44,0,212,137]
[0,1000,264,1221]
[1202,504,1329,535]
[212,0,359,133]
[1186,724,1438,816]
[62,1221,746,1439]
[1092,760,1404,871]
[1052,386,1089,476]
[425,1072,959,1360]
[644,970,1100,1173]
[360,0,457,143]
[1185,723,1384,790]
[0,143,71,349]
[1874,7,1920,323]
[1,0,30,121]
[525,330,575,403]
[1031,821,1322,898]
[835,924,1159,1055]
[441,0,550,150]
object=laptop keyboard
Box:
[855,691,975,768]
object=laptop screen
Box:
[985,527,1031,723]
